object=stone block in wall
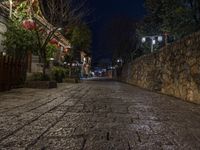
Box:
[187,57,196,66]
[192,73,200,89]
[191,65,199,75]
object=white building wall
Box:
[0,16,7,52]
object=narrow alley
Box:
[0,80,199,149]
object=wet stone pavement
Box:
[0,80,200,150]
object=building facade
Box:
[0,0,71,73]
[80,50,91,78]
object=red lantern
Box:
[50,38,58,44]
[22,19,36,30]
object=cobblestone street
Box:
[0,80,200,150]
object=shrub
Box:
[51,66,68,83]
[1,21,38,58]
[28,72,50,81]
[46,44,57,61]
[71,67,81,78]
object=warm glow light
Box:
[83,57,86,62]
[2,52,6,56]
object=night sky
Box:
[88,0,145,64]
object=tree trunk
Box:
[42,57,46,76]
[43,62,46,75]
[27,51,32,73]
[40,47,47,76]
[69,65,72,77]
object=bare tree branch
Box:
[38,0,90,28]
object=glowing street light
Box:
[142,37,146,43]
[158,36,163,42]
[152,39,156,45]
[117,58,123,63]
[141,35,163,53]
[116,58,123,67]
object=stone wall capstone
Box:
[121,31,200,104]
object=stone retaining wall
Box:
[121,32,200,104]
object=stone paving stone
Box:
[111,104,129,114]
[45,127,75,137]
[106,113,133,124]
[0,125,47,148]
[30,137,84,150]
[0,81,200,149]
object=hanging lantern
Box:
[50,38,58,44]
[22,19,36,30]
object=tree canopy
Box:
[138,0,200,39]
[64,23,92,63]
[69,23,92,52]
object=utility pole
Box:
[164,32,169,46]
[142,35,160,53]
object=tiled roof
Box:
[34,15,70,48]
